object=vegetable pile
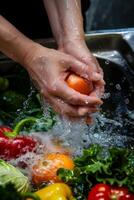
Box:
[58,144,134,199]
[0,66,134,200]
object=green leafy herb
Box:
[0,183,40,200]
[58,144,134,200]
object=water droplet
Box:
[102,93,111,99]
[115,84,121,90]
[105,60,110,65]
[125,98,129,104]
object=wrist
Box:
[58,35,86,50]
[10,34,37,64]
[21,42,49,70]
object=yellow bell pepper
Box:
[35,183,75,200]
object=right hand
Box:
[23,43,103,118]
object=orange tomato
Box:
[66,73,93,95]
[32,153,74,185]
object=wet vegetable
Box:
[58,144,134,200]
[32,153,74,185]
[0,160,29,193]
[34,183,75,200]
[0,117,38,160]
[66,73,93,95]
[88,183,110,200]
[110,186,134,200]
[0,183,40,200]
[88,183,134,200]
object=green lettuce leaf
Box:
[0,160,29,193]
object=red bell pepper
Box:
[88,183,134,200]
[0,117,38,160]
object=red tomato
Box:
[110,187,128,199]
[120,194,134,200]
[88,183,111,200]
[66,73,93,95]
[88,184,134,200]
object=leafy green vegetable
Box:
[31,108,56,132]
[0,160,29,193]
[0,183,40,200]
[0,90,26,111]
[0,183,23,200]
[0,65,56,131]
[58,144,134,200]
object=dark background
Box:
[1,0,134,39]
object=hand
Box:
[23,43,102,118]
[59,39,105,98]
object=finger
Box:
[90,72,105,83]
[76,50,103,76]
[89,89,104,103]
[43,94,98,117]
[93,80,105,97]
[82,54,104,78]
[67,43,100,73]
[68,57,103,83]
[92,57,104,75]
[52,80,103,106]
[44,96,81,117]
[78,106,99,115]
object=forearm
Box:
[43,0,63,45]
[0,15,36,64]
[43,0,84,47]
